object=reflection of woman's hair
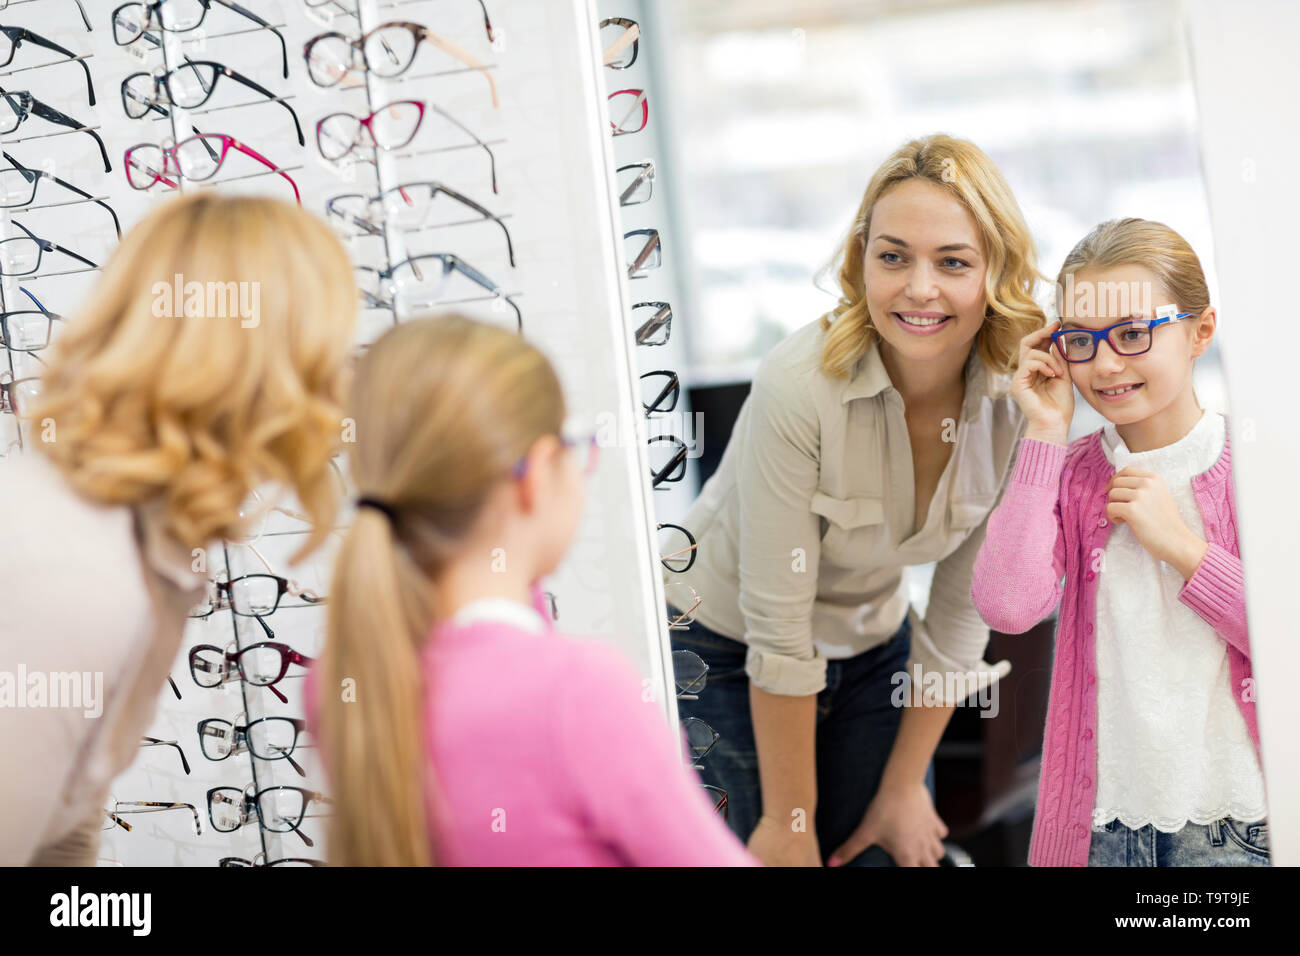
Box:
[821,133,1045,378]
[31,193,356,563]
[1055,217,1210,322]
[320,314,564,866]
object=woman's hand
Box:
[746,814,823,867]
[827,781,948,867]
[1106,467,1210,579]
[1012,321,1074,443]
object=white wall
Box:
[1185,0,1299,866]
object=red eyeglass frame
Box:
[123,133,301,205]
[609,88,648,135]
[315,100,427,161]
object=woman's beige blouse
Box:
[669,317,1028,700]
[0,451,205,865]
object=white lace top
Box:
[1091,408,1267,830]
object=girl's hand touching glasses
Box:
[1012,321,1074,445]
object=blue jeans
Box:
[1088,816,1270,867]
[670,609,934,866]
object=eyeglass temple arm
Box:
[70,0,91,31]
[28,99,111,172]
[635,305,671,343]
[140,737,191,775]
[422,102,497,194]
[4,150,121,238]
[602,22,640,65]
[618,166,653,205]
[213,0,290,78]
[220,66,305,146]
[435,185,515,266]
[448,255,522,333]
[225,136,301,204]
[628,232,660,274]
[418,27,498,108]
[15,30,95,106]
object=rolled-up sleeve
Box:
[910,507,1012,706]
[735,363,827,696]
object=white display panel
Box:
[1185,0,1299,867]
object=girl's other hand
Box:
[1106,467,1210,579]
[1013,321,1074,444]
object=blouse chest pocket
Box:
[810,490,885,566]
[947,493,998,533]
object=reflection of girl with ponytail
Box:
[307,315,757,866]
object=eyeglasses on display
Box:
[198,713,310,776]
[0,219,97,277]
[657,522,697,573]
[357,253,521,333]
[632,301,671,346]
[0,25,94,105]
[303,19,498,107]
[600,17,639,69]
[616,160,654,206]
[207,784,331,846]
[121,61,305,146]
[0,87,110,171]
[188,640,314,703]
[624,228,660,278]
[125,132,301,204]
[112,0,290,78]
[671,648,708,700]
[1,151,121,237]
[608,88,647,135]
[102,795,202,835]
[326,181,513,265]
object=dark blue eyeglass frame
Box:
[1050,312,1191,363]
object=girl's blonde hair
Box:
[31,193,357,563]
[1054,217,1211,321]
[820,133,1045,378]
[320,314,565,866]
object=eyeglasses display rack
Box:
[2,0,678,865]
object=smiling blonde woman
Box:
[0,193,357,866]
[666,133,1045,867]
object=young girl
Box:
[306,315,757,866]
[971,218,1268,867]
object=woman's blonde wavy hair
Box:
[820,133,1046,378]
[320,314,565,866]
[30,193,357,563]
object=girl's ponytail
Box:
[319,315,564,866]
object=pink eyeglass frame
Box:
[123,132,301,205]
[314,100,427,161]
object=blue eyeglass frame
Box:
[511,433,599,479]
[1050,312,1192,363]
